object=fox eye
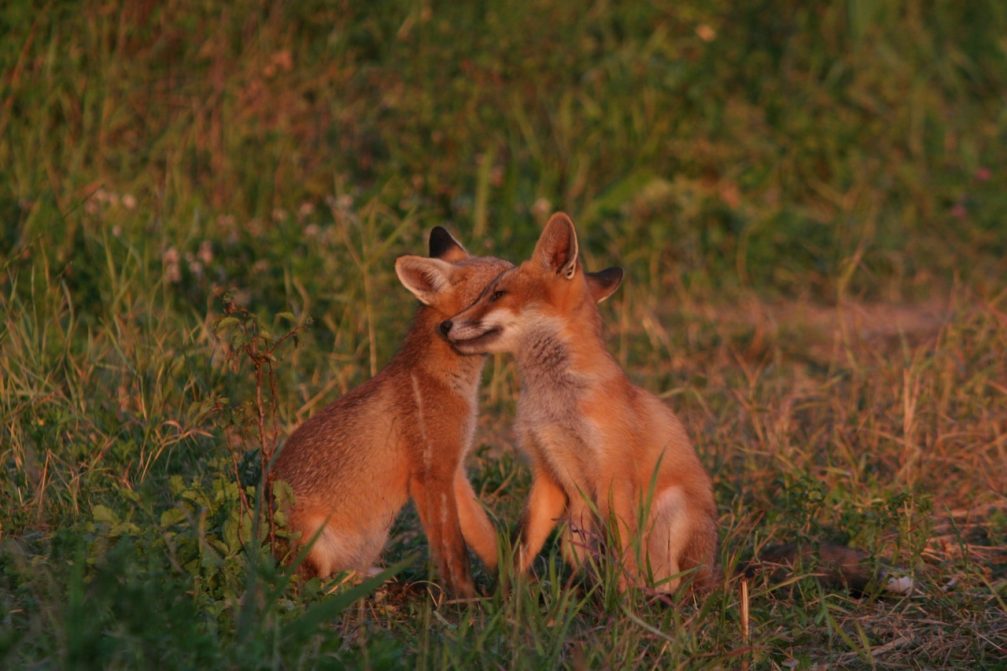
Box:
[489,290,505,302]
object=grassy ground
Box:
[2,0,1006,668]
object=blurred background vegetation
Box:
[1,1,1005,668]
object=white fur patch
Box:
[453,307,514,339]
[411,373,433,470]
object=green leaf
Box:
[168,475,186,495]
[119,488,141,504]
[222,517,240,552]
[215,316,240,333]
[113,522,141,536]
[92,505,118,525]
[160,507,188,529]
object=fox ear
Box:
[534,212,579,279]
[429,226,468,262]
[586,266,623,303]
[395,256,454,305]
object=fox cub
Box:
[442,213,718,593]
[272,228,511,597]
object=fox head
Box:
[442,212,623,354]
[395,227,513,320]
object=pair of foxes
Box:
[273,213,716,597]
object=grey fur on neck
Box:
[517,324,562,374]
[516,326,586,400]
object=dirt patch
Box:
[677,297,954,364]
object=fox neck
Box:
[395,305,485,384]
[514,302,620,392]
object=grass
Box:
[2,0,1006,668]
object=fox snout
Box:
[442,316,503,352]
[442,318,476,343]
[440,319,481,344]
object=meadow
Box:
[1,1,1006,668]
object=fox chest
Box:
[516,392,601,494]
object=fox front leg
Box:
[517,465,568,575]
[453,468,499,570]
[409,473,476,598]
[610,482,643,591]
[560,493,597,569]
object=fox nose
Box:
[439,320,453,337]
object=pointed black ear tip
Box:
[590,266,624,283]
[587,266,624,302]
[428,226,452,256]
[429,226,468,259]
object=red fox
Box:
[272,228,511,597]
[442,213,718,593]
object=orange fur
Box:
[272,228,510,596]
[444,213,717,593]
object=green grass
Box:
[2,0,1006,668]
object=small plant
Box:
[214,296,305,552]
